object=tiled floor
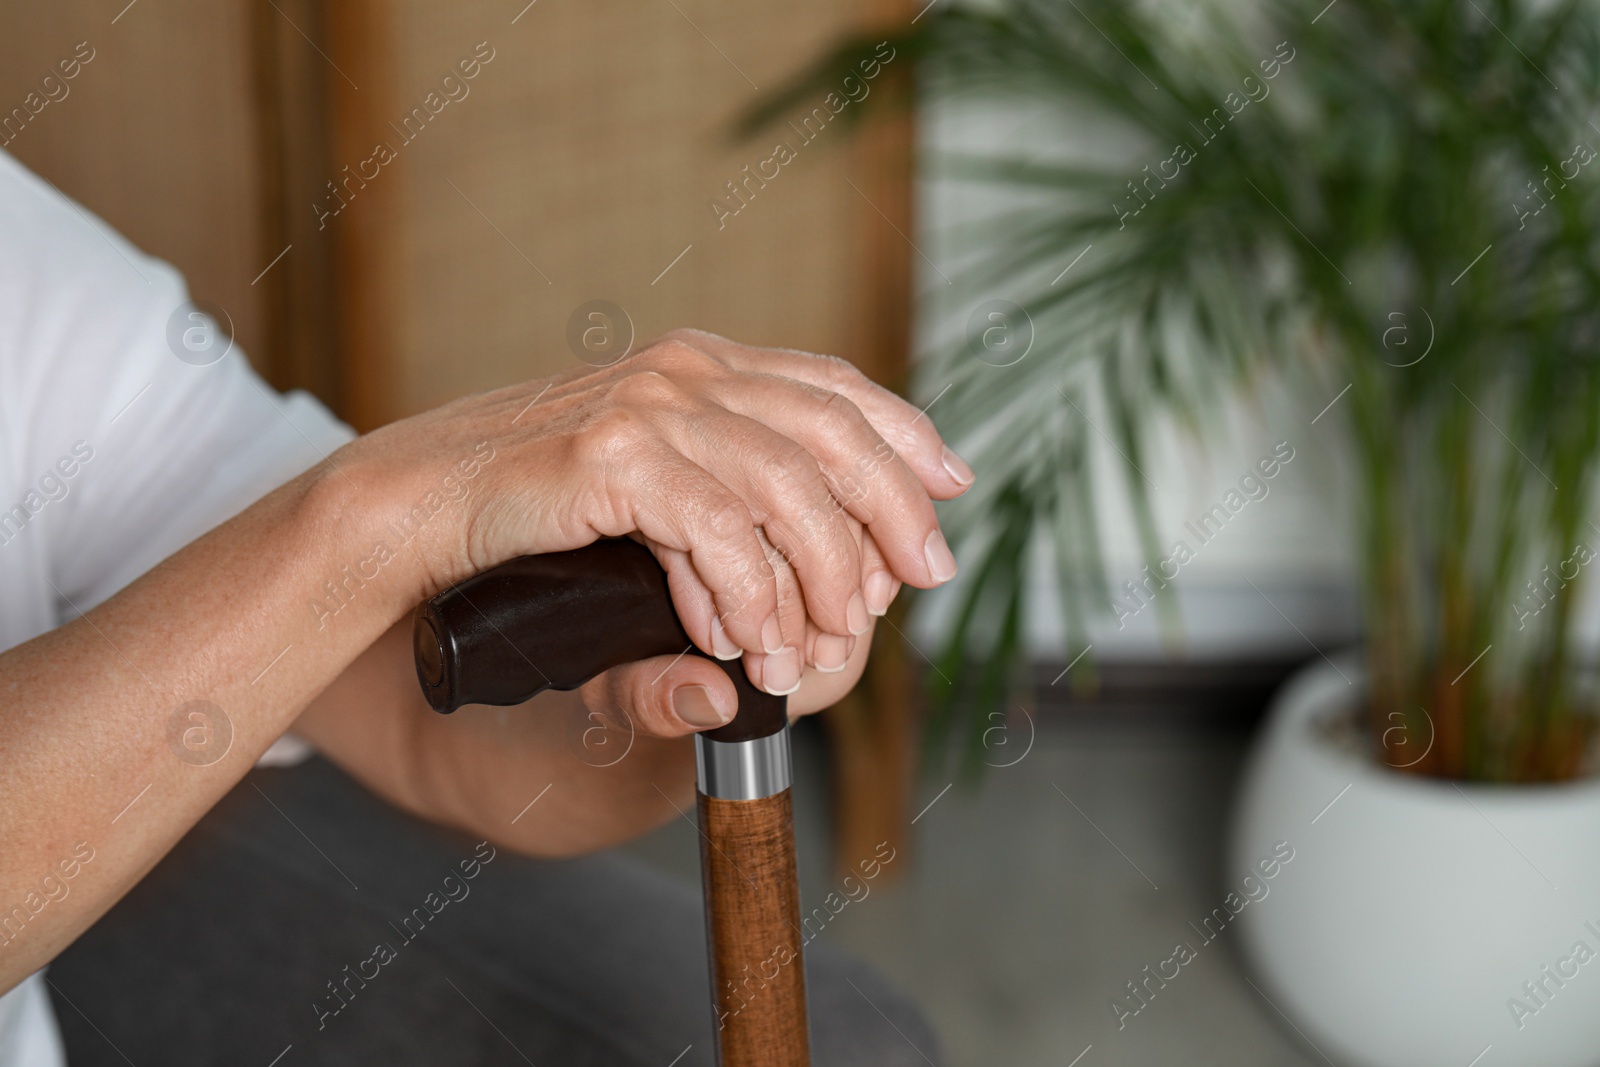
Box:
[626,717,1325,1067]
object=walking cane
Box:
[411,537,810,1067]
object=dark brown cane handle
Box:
[412,537,785,742]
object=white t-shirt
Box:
[0,149,354,1063]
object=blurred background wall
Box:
[0,0,913,426]
[0,2,274,371]
[323,0,915,429]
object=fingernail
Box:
[814,634,850,673]
[761,613,785,655]
[762,648,802,695]
[674,685,731,728]
[924,529,958,583]
[942,445,975,487]
[846,592,871,635]
[710,616,741,661]
[864,571,897,616]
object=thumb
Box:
[578,653,741,740]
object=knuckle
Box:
[634,669,669,714]
[704,495,755,543]
[661,326,728,349]
[718,577,760,622]
[762,444,824,494]
[641,337,713,376]
[722,551,775,611]
[574,408,647,455]
[828,470,867,509]
[611,368,685,409]
[856,436,899,480]
[811,352,869,391]
[814,387,873,443]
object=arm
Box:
[0,331,967,993]
[0,463,407,987]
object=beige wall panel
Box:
[327,0,898,421]
[0,0,269,370]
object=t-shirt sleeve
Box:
[0,149,355,613]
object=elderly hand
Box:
[357,329,971,707]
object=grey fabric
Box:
[47,757,941,1067]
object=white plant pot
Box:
[1230,655,1600,1067]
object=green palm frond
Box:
[753,0,1600,780]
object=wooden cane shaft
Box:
[698,789,811,1067]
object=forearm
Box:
[0,458,415,990]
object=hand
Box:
[352,329,973,695]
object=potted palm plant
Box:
[762,0,1600,1062]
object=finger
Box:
[579,654,739,739]
[859,528,901,617]
[809,517,870,668]
[740,528,805,695]
[790,519,862,675]
[662,329,974,500]
[658,403,867,635]
[645,540,742,660]
[691,368,952,590]
[803,620,856,675]
[596,435,780,657]
[787,622,874,717]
